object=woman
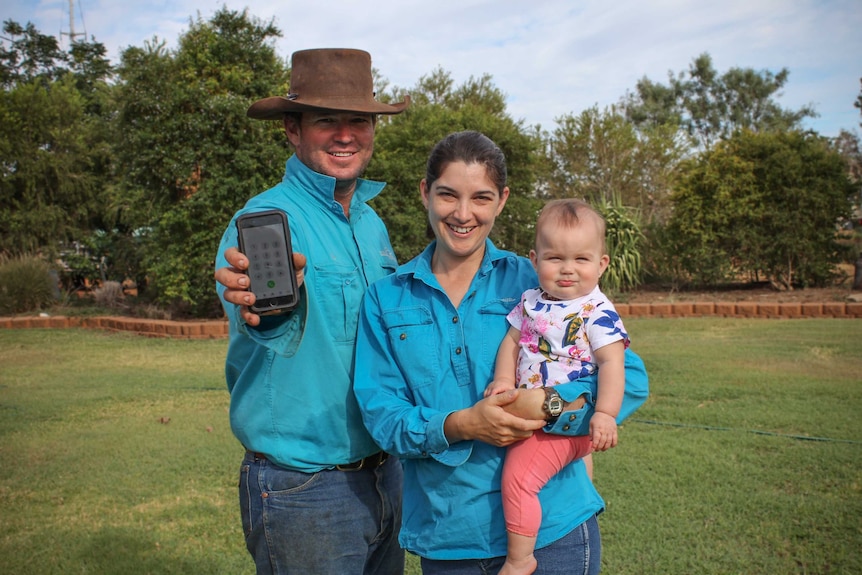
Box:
[353,131,648,574]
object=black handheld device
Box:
[236,209,299,314]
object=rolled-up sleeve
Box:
[546,347,649,436]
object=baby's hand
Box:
[590,412,618,452]
[484,380,515,398]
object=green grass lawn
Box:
[0,319,860,574]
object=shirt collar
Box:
[283,154,386,213]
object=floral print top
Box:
[507,285,630,389]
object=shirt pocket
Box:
[478,298,517,367]
[382,306,438,390]
[313,264,364,343]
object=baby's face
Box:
[530,218,609,301]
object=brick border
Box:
[614,301,862,319]
[0,315,228,339]
[0,302,859,339]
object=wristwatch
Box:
[542,387,565,422]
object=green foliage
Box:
[0,253,57,314]
[595,199,643,292]
[0,20,66,86]
[1,13,856,316]
[368,69,544,260]
[546,105,684,223]
[112,8,289,316]
[832,130,862,231]
[665,130,854,287]
[56,229,146,291]
[624,52,816,150]
[0,21,115,256]
[0,74,111,254]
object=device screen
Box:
[242,220,295,300]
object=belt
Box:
[247,450,389,472]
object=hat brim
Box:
[248,95,409,120]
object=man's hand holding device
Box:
[216,210,306,327]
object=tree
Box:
[544,105,684,223]
[0,20,67,87]
[111,8,289,316]
[666,130,853,288]
[624,53,816,150]
[855,77,862,125]
[0,20,114,256]
[367,69,544,260]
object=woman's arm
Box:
[354,285,546,462]
[443,390,546,446]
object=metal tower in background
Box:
[60,0,86,45]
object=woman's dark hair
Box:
[425,131,507,193]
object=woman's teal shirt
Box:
[353,240,648,560]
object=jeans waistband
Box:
[247,450,389,472]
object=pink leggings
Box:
[501,431,593,537]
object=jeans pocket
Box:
[261,466,319,494]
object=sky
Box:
[5,0,861,138]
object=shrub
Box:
[0,254,58,314]
[93,281,125,309]
[596,199,644,292]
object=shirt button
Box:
[569,414,577,421]
[400,333,407,340]
[455,347,462,355]
[562,425,570,431]
[452,317,459,324]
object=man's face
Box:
[284,111,376,193]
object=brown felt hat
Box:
[247,48,409,120]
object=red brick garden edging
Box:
[1,300,860,339]
[617,301,862,320]
[0,315,228,339]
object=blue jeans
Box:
[239,451,404,574]
[420,513,601,575]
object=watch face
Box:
[544,389,564,418]
[549,396,564,416]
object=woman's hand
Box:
[215,247,306,327]
[444,389,547,447]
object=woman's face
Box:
[420,161,509,264]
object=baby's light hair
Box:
[535,199,607,253]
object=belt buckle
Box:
[335,459,364,472]
[335,452,386,472]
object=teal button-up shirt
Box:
[354,240,648,559]
[216,155,398,472]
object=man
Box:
[214,48,409,574]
